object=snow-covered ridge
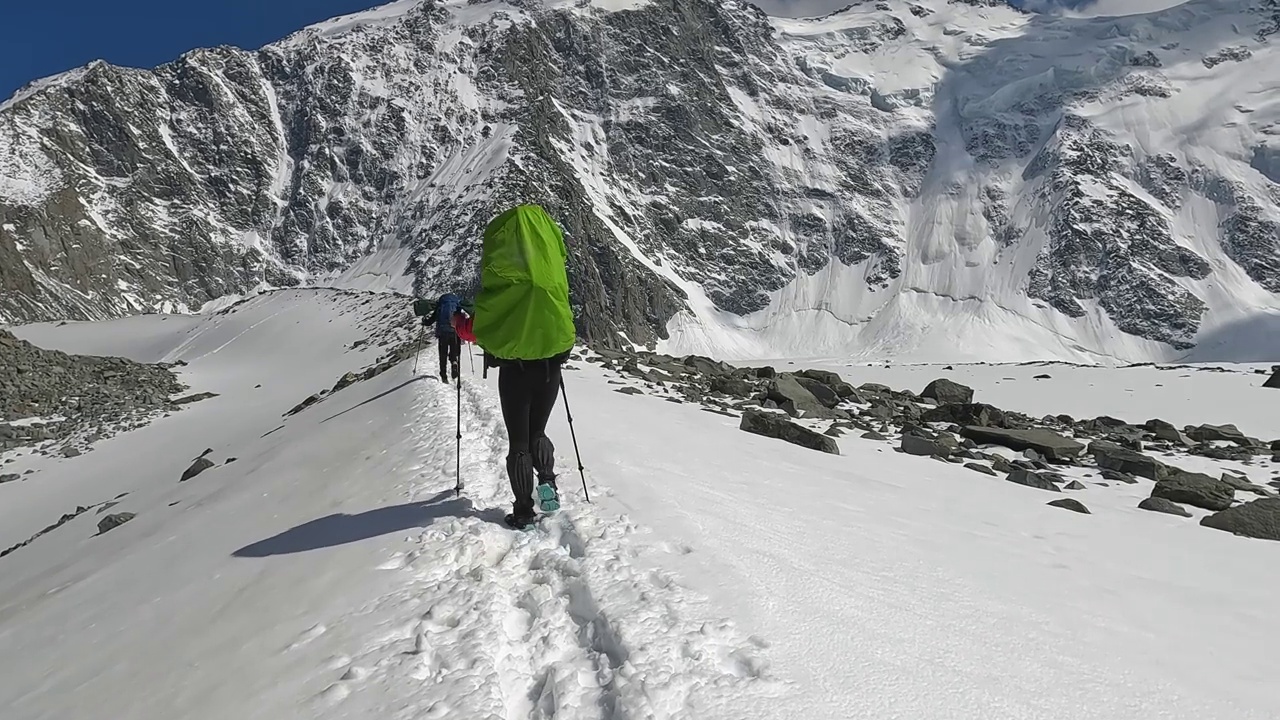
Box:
[0,0,1277,363]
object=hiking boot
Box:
[439,371,448,383]
[504,509,538,530]
[450,360,460,379]
[536,482,560,513]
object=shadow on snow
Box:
[231,489,504,557]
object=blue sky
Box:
[1,0,387,100]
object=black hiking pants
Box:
[497,357,563,515]
[437,330,461,380]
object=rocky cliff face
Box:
[1,0,1277,359]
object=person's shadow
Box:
[232,490,503,557]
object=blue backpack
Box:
[435,293,462,337]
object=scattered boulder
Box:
[1088,440,1168,481]
[1188,443,1254,462]
[901,434,953,458]
[1185,423,1251,445]
[1200,498,1280,541]
[180,457,216,483]
[920,378,974,405]
[740,409,840,455]
[1144,419,1192,445]
[709,376,756,398]
[1063,480,1086,490]
[766,376,848,420]
[285,393,323,417]
[1006,468,1061,492]
[1265,368,1280,389]
[960,426,1084,462]
[860,431,887,441]
[1048,498,1089,514]
[1219,473,1272,497]
[0,473,19,484]
[794,369,845,389]
[1099,468,1139,484]
[172,391,220,406]
[614,386,643,395]
[791,376,842,408]
[97,512,136,535]
[1138,497,1192,517]
[920,403,1009,428]
[965,463,997,476]
[1150,470,1235,511]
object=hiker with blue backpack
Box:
[413,292,470,383]
[448,205,579,529]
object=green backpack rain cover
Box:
[473,205,576,361]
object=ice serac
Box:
[2,0,1279,361]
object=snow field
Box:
[557,356,1280,719]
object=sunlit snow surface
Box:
[1,288,1277,719]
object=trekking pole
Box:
[455,373,463,497]
[468,343,475,374]
[558,377,590,503]
[412,326,424,375]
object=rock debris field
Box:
[586,350,1280,542]
[0,328,205,472]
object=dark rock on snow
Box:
[920,403,1010,428]
[791,376,842,409]
[180,457,216,482]
[1144,418,1192,445]
[1150,470,1236,511]
[766,376,848,420]
[965,462,998,476]
[97,512,137,535]
[1219,473,1272,497]
[1138,496,1193,517]
[1200,498,1280,541]
[920,378,975,405]
[901,433,953,458]
[1048,498,1090,514]
[961,426,1085,462]
[1186,423,1253,445]
[740,409,840,455]
[1088,440,1169,480]
[1006,468,1062,492]
[1099,468,1139,484]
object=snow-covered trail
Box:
[303,374,779,720]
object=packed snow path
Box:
[285,375,780,719]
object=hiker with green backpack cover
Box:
[449,205,578,529]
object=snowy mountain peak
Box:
[1,0,1277,362]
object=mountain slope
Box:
[1,0,1277,361]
